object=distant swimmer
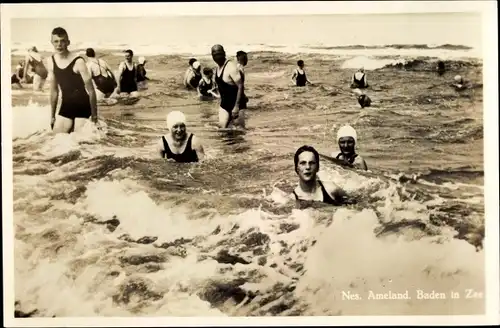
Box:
[212,44,245,128]
[157,111,205,163]
[291,60,312,87]
[452,74,467,91]
[116,49,139,98]
[333,125,368,170]
[11,60,26,88]
[184,60,202,90]
[85,48,118,103]
[136,56,149,90]
[236,50,249,109]
[350,67,369,89]
[46,27,98,133]
[22,46,48,91]
[437,61,446,76]
[292,145,349,205]
[198,67,220,100]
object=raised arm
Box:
[75,58,98,123]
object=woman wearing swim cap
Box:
[136,56,149,90]
[157,111,205,163]
[184,61,202,90]
[332,125,368,170]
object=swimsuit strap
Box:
[292,190,299,200]
[161,136,174,158]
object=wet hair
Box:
[189,58,197,66]
[124,49,134,57]
[51,27,68,39]
[203,67,213,75]
[236,50,247,58]
[297,60,304,66]
[294,145,320,173]
[86,48,95,57]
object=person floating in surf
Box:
[452,74,467,91]
[184,60,202,90]
[11,60,26,88]
[22,46,48,92]
[353,89,372,109]
[116,49,139,98]
[197,67,219,100]
[350,67,369,89]
[85,48,118,104]
[291,145,349,205]
[157,111,205,163]
[211,44,245,129]
[136,56,149,90]
[46,27,98,134]
[291,60,312,87]
[332,125,368,170]
[236,50,249,109]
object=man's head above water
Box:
[211,44,226,66]
[294,145,320,183]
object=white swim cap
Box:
[337,125,357,143]
[138,56,146,64]
[192,61,201,70]
[166,111,186,130]
[454,75,462,83]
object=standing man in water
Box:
[116,49,139,98]
[46,27,98,134]
[157,111,205,163]
[292,145,349,205]
[212,44,245,128]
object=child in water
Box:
[197,67,219,100]
[291,60,312,87]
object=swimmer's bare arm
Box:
[115,62,125,93]
[22,55,31,83]
[157,139,165,159]
[75,58,98,123]
[104,61,117,81]
[227,63,243,114]
[353,156,368,171]
[322,180,355,204]
[46,58,58,128]
[291,69,297,83]
[191,135,205,161]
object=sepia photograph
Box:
[2,1,498,326]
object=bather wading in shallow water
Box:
[197,67,219,101]
[212,44,245,129]
[291,60,312,87]
[291,145,353,207]
[157,111,205,163]
[46,27,98,134]
[350,67,369,89]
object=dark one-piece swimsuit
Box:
[52,55,91,120]
[161,134,199,163]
